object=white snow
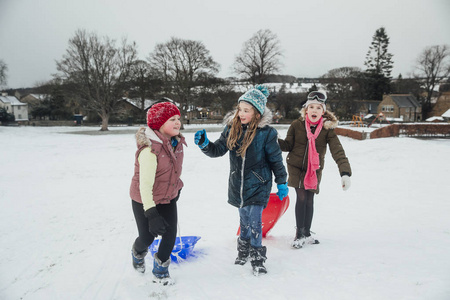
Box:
[1,125,450,300]
[426,116,444,122]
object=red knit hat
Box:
[146,102,181,130]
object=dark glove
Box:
[194,129,209,149]
[276,183,289,201]
[144,207,168,237]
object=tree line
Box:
[1,28,449,129]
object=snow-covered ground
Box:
[1,125,450,300]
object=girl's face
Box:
[306,103,325,123]
[238,101,256,124]
[159,115,181,138]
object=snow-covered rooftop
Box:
[0,95,26,105]
[442,108,450,118]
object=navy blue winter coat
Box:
[201,108,287,208]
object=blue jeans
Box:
[238,205,264,248]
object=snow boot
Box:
[152,253,174,286]
[234,237,250,265]
[291,227,306,249]
[131,243,148,273]
[305,234,320,245]
[250,246,267,276]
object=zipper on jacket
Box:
[239,155,246,208]
[251,170,266,183]
[164,141,176,200]
[300,140,309,188]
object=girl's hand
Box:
[194,129,209,149]
[276,183,289,200]
[144,207,168,237]
[341,175,351,191]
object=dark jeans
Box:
[131,192,179,263]
[294,188,315,236]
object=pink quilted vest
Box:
[129,128,185,205]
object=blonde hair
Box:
[226,105,261,157]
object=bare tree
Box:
[128,60,162,111]
[148,37,220,122]
[414,45,450,118]
[56,29,138,130]
[324,67,363,99]
[272,87,304,120]
[322,67,364,119]
[0,59,7,88]
[234,29,283,84]
[391,74,421,99]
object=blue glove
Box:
[276,183,288,201]
[194,129,209,149]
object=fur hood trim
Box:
[299,108,338,130]
[135,127,183,147]
[222,107,273,128]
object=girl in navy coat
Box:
[194,85,288,276]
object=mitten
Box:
[341,175,351,191]
[144,207,168,237]
[276,183,289,200]
[194,129,209,149]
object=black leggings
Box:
[132,193,179,263]
[294,188,315,236]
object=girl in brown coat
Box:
[278,91,352,249]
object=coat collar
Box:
[135,127,186,147]
[300,108,338,130]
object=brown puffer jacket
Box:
[278,109,351,193]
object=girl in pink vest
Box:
[129,101,186,286]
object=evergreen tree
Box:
[0,59,7,87]
[364,27,394,100]
[0,107,15,123]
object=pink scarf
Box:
[304,115,324,190]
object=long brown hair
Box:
[226,105,261,157]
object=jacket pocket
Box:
[251,170,266,184]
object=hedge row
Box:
[370,124,450,139]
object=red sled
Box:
[237,193,290,238]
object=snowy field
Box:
[1,125,450,300]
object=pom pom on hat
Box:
[238,85,269,115]
[147,102,180,130]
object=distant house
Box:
[355,100,381,116]
[115,98,157,124]
[186,107,223,121]
[0,93,29,121]
[117,97,225,124]
[430,91,450,118]
[20,94,50,119]
[377,94,422,122]
[21,94,49,106]
[115,97,183,124]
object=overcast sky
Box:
[1,0,449,89]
